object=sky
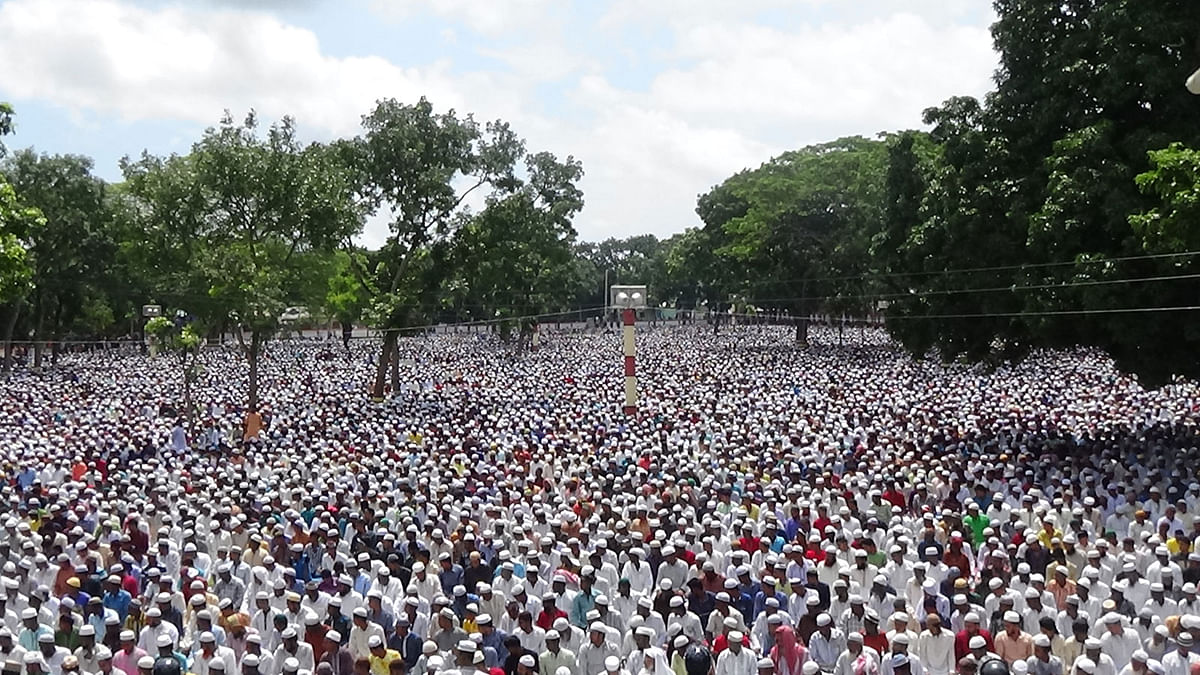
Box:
[0,0,998,247]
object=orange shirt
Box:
[243,412,263,441]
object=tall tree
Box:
[346,97,525,399]
[1,151,113,366]
[144,314,203,436]
[449,151,584,339]
[878,0,1200,379]
[1123,144,1200,381]
[0,105,36,374]
[322,249,371,347]
[697,136,887,343]
[0,181,36,373]
[121,111,361,411]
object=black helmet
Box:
[682,646,712,675]
[152,658,181,675]
[979,658,1009,675]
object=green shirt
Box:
[963,514,989,547]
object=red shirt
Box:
[711,634,750,655]
[944,548,972,576]
[954,629,994,662]
[863,631,889,655]
[306,626,329,661]
[536,609,567,631]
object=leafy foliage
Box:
[448,151,584,328]
[687,137,888,340]
[0,182,35,303]
[120,111,362,408]
[1,151,113,358]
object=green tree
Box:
[144,314,203,436]
[0,181,37,372]
[121,111,362,411]
[697,136,887,343]
[879,0,1200,379]
[0,103,14,155]
[662,227,727,317]
[1123,144,1200,381]
[1,151,113,367]
[879,99,1028,361]
[449,151,584,340]
[346,97,525,399]
[322,249,371,341]
[0,104,36,374]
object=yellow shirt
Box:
[369,649,401,675]
[1038,528,1062,549]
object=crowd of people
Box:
[1,324,1198,675]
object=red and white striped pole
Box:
[622,307,636,415]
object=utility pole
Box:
[602,268,609,329]
[612,285,646,416]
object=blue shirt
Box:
[752,590,788,620]
[569,588,597,628]
[733,591,754,624]
[291,555,312,583]
[479,630,507,668]
[103,589,132,622]
[353,573,373,597]
[439,564,464,596]
[19,625,49,651]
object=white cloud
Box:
[0,0,463,136]
[648,14,995,137]
[545,10,996,238]
[0,0,998,244]
[367,0,558,38]
[598,0,795,30]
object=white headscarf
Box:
[640,647,672,675]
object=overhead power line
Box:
[723,306,1200,321]
[745,271,1200,305]
[731,250,1200,288]
[883,305,1200,320]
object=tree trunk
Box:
[389,337,400,393]
[183,349,195,439]
[31,295,45,369]
[50,303,64,365]
[2,300,22,377]
[796,278,811,347]
[371,331,397,400]
[795,318,810,346]
[246,330,262,412]
[792,309,811,343]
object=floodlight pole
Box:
[612,287,644,416]
[622,305,636,415]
